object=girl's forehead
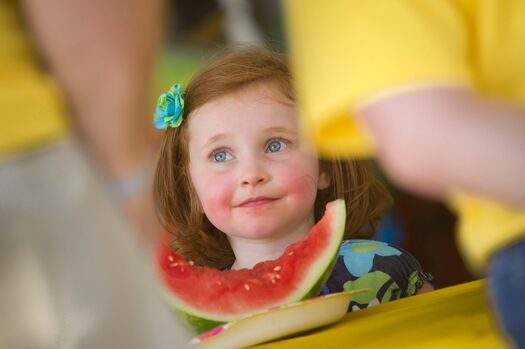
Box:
[187,86,298,143]
[191,83,294,121]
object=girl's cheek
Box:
[276,161,319,195]
[285,175,318,204]
[199,173,234,215]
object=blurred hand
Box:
[107,149,161,243]
[121,189,164,245]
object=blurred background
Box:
[154,0,475,289]
[154,0,284,91]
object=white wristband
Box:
[107,164,147,201]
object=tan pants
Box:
[0,138,190,349]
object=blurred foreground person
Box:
[285,1,525,347]
[0,0,191,347]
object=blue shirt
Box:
[321,240,432,311]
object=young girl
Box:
[153,47,433,311]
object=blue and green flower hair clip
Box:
[154,83,185,129]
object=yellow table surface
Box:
[251,280,510,348]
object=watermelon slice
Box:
[156,199,346,333]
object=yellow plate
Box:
[190,290,368,349]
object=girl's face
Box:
[188,82,329,244]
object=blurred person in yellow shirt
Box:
[0,0,191,347]
[285,1,525,347]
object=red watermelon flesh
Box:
[156,199,346,333]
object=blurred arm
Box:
[21,0,164,177]
[21,0,166,232]
[357,87,525,208]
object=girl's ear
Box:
[318,171,331,190]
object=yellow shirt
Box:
[285,0,525,272]
[0,0,68,155]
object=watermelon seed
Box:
[188,260,195,266]
[170,262,179,267]
[244,284,251,291]
[168,255,174,262]
[288,251,294,256]
[273,265,281,272]
[275,274,282,280]
[271,278,276,284]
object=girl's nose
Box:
[239,158,270,186]
[241,173,268,186]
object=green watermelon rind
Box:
[160,199,346,333]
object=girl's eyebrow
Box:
[203,133,229,149]
[263,126,297,135]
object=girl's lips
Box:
[236,197,278,208]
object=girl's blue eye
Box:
[266,139,287,153]
[212,150,232,162]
